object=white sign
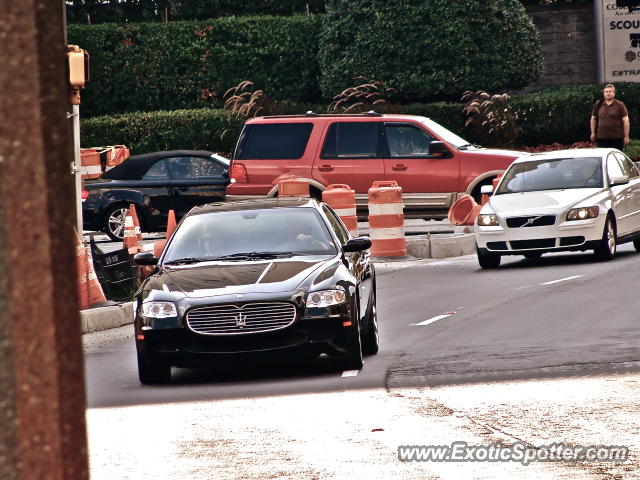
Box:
[595,1,640,82]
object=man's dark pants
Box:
[596,138,624,150]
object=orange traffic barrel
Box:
[105,145,130,167]
[278,175,309,197]
[323,184,358,236]
[80,148,102,179]
[448,194,482,226]
[367,181,406,257]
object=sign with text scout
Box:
[595,1,640,82]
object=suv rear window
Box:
[234,123,313,160]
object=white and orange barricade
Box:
[80,148,102,180]
[322,184,358,236]
[367,181,406,257]
[278,175,309,197]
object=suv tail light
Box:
[231,163,248,183]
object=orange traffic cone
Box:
[123,204,142,253]
[85,239,107,307]
[76,232,90,310]
[166,209,176,239]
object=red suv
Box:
[228,112,523,218]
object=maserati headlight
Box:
[141,301,177,318]
[566,206,599,221]
[477,214,499,226]
[306,289,346,308]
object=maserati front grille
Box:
[186,302,296,335]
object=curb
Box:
[81,232,476,334]
[81,302,133,334]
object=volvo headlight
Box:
[306,289,346,308]
[566,206,599,221]
[477,214,499,226]
[141,301,177,318]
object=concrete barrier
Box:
[80,302,133,334]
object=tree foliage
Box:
[66,0,326,23]
[319,0,544,102]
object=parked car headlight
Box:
[142,301,177,318]
[306,289,346,308]
[477,214,499,226]
[566,206,599,221]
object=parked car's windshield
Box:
[420,118,470,149]
[496,157,603,194]
[163,207,338,263]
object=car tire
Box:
[137,351,171,385]
[477,246,501,269]
[594,216,616,261]
[361,292,379,356]
[103,204,130,241]
[523,252,543,260]
[341,303,363,371]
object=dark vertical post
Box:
[0,0,90,479]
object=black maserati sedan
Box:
[132,197,378,384]
[82,150,230,240]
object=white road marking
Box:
[414,314,452,327]
[341,370,359,377]
[539,275,583,286]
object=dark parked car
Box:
[82,150,230,240]
[132,197,378,384]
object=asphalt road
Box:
[85,244,640,405]
[83,245,640,479]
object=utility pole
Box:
[67,45,90,236]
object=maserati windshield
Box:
[163,207,338,263]
[496,157,603,194]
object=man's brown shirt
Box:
[592,99,628,139]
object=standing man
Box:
[590,84,630,150]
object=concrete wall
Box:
[526,4,597,89]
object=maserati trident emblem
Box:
[235,312,247,329]
[520,216,542,228]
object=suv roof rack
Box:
[262,110,385,119]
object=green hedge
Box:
[69,16,323,117]
[66,0,326,24]
[81,109,242,155]
[512,83,640,146]
[319,0,543,102]
[81,84,640,155]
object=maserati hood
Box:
[151,257,331,298]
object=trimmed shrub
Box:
[80,109,243,156]
[68,16,323,117]
[67,0,326,24]
[319,0,543,103]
